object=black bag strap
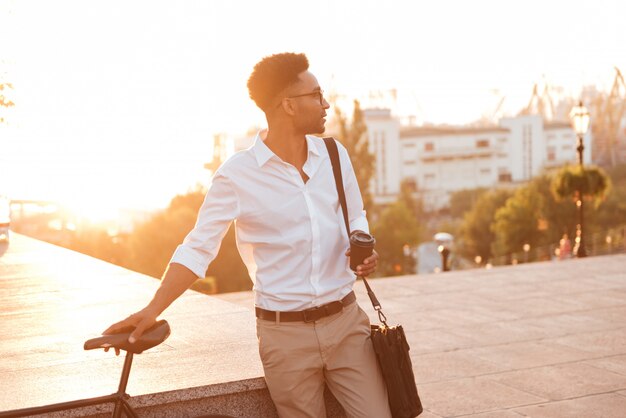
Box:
[325,137,351,237]
[323,137,387,326]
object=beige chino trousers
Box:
[256,301,392,418]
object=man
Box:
[105,52,391,418]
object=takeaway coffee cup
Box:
[349,231,376,271]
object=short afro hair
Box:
[247,52,309,111]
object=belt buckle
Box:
[302,306,323,323]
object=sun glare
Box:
[63,198,122,225]
[2,0,625,223]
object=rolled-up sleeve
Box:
[170,172,240,278]
[337,142,370,234]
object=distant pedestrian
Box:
[559,233,572,260]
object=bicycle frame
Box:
[0,352,138,418]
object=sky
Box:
[1,0,625,220]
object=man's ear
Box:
[280,98,297,116]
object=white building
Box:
[364,109,592,211]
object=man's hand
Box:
[102,307,158,356]
[345,248,379,277]
[100,263,197,355]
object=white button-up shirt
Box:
[170,132,369,311]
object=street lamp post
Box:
[402,244,411,274]
[438,244,450,272]
[569,101,591,258]
[523,243,531,263]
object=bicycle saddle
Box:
[84,320,171,354]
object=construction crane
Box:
[519,77,556,121]
[366,88,398,110]
[591,67,626,167]
[476,89,506,126]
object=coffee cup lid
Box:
[351,231,375,245]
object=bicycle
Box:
[0,320,235,418]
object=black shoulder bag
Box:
[323,137,423,418]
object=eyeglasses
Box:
[278,89,325,107]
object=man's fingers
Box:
[102,324,119,335]
[358,259,377,270]
[104,346,121,356]
[103,317,136,335]
[363,250,379,265]
[357,253,378,276]
[129,318,155,343]
[129,326,144,344]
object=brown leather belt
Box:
[255,291,356,323]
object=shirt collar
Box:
[252,130,274,167]
[306,135,322,158]
[252,130,321,167]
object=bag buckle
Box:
[376,306,389,327]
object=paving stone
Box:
[377,309,462,331]
[418,376,546,417]
[585,354,626,377]
[473,283,554,302]
[531,277,609,295]
[553,328,626,357]
[411,350,506,384]
[489,296,584,318]
[466,340,593,370]
[515,311,621,338]
[512,393,626,418]
[585,305,626,324]
[491,362,626,400]
[552,289,626,310]
[462,410,526,418]
[447,319,551,346]
[403,328,478,355]
[412,410,442,418]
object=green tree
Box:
[594,163,626,231]
[449,188,488,219]
[551,164,611,204]
[551,164,613,254]
[371,200,421,276]
[536,174,579,245]
[334,100,375,210]
[490,172,608,262]
[459,189,512,262]
[127,195,203,278]
[126,187,250,293]
[398,179,426,240]
[491,185,544,258]
[68,226,124,266]
[206,225,251,293]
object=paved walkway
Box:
[2,233,626,417]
